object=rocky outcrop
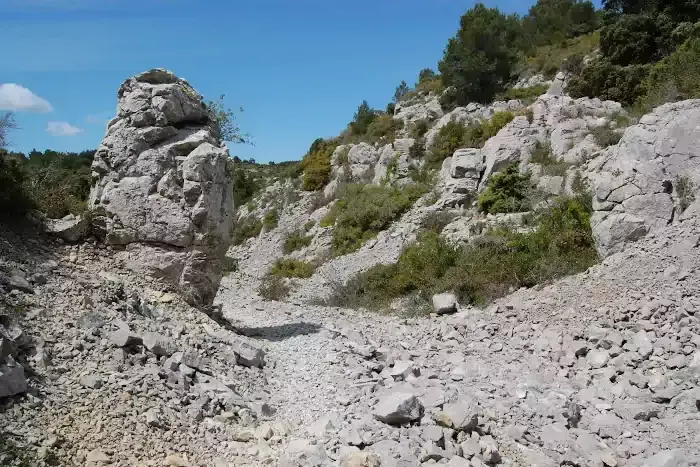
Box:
[88,69,234,306]
[394,96,443,126]
[590,100,700,257]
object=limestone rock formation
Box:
[88,69,234,306]
[590,100,700,257]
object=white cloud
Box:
[47,121,83,136]
[0,83,53,113]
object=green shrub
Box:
[231,166,260,207]
[497,84,549,103]
[478,163,533,214]
[590,124,622,147]
[0,151,33,218]
[411,119,431,139]
[407,164,434,185]
[676,175,696,212]
[262,208,279,230]
[232,216,263,245]
[571,170,588,194]
[271,258,314,278]
[302,138,338,191]
[259,275,290,301]
[529,140,570,176]
[636,36,700,112]
[482,111,515,139]
[13,149,95,219]
[523,30,600,77]
[364,114,404,144]
[427,120,469,167]
[427,112,515,168]
[567,59,650,106]
[349,101,379,136]
[421,211,457,234]
[283,231,313,254]
[222,256,239,276]
[334,195,597,310]
[325,183,429,256]
[303,220,316,231]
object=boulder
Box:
[438,400,479,431]
[0,360,27,398]
[231,339,266,368]
[143,331,176,357]
[44,214,88,242]
[590,100,700,257]
[639,450,690,467]
[88,69,234,306]
[432,293,458,315]
[374,392,424,425]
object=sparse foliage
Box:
[206,94,251,145]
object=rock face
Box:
[590,100,700,257]
[88,69,234,306]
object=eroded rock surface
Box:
[590,100,700,257]
[89,69,234,306]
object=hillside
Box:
[2,1,700,466]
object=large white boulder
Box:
[88,69,234,306]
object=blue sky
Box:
[1,0,594,163]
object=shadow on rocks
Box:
[236,322,322,341]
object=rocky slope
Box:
[3,70,700,467]
[3,206,700,466]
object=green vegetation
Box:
[427,112,515,167]
[522,30,600,78]
[421,211,457,234]
[410,119,431,140]
[364,114,404,144]
[349,100,380,136]
[231,215,263,246]
[568,0,700,107]
[258,275,290,301]
[271,258,314,278]
[497,84,549,103]
[205,94,251,145]
[283,231,313,254]
[303,220,316,231]
[222,256,239,276]
[590,123,622,147]
[0,142,94,219]
[676,175,696,212]
[439,4,522,108]
[333,195,597,310]
[262,208,279,230]
[636,36,700,114]
[322,183,429,256]
[478,163,533,214]
[529,140,570,176]
[301,138,338,191]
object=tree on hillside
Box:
[206,95,252,146]
[418,68,437,85]
[522,0,598,47]
[600,0,700,66]
[438,3,522,108]
[393,81,411,103]
[349,100,379,135]
[0,112,32,216]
